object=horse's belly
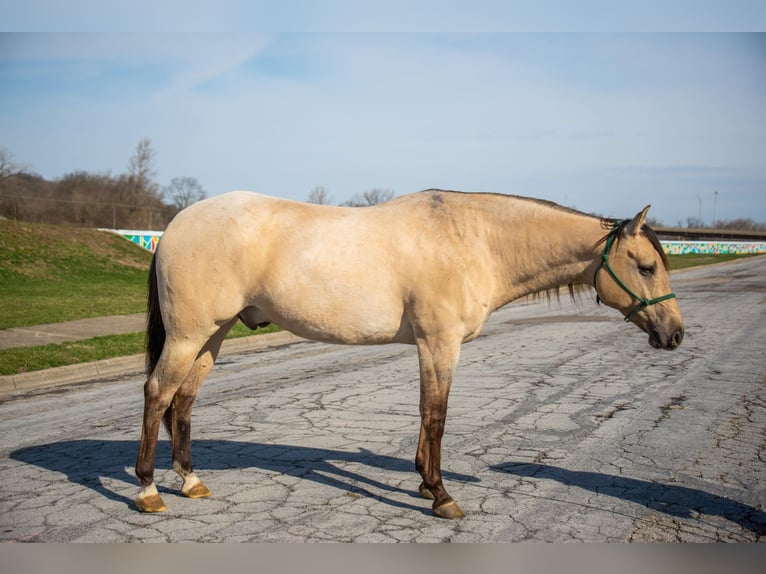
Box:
[275,316,412,345]
[256,295,413,346]
[284,322,413,345]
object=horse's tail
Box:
[145,253,166,377]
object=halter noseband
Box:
[594,221,676,322]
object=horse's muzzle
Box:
[649,326,684,350]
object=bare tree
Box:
[307,185,333,205]
[0,146,25,181]
[127,138,160,199]
[685,217,705,229]
[164,176,207,210]
[0,144,176,228]
[342,188,396,207]
[716,218,766,231]
[122,138,163,227]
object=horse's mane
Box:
[429,189,592,219]
[597,218,670,270]
[502,192,669,271]
[506,195,670,302]
[425,190,669,304]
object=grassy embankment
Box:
[0,219,760,375]
[0,220,274,375]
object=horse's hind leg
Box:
[168,320,235,500]
[135,340,201,513]
[168,377,210,500]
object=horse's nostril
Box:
[671,330,684,348]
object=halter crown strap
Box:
[594,221,676,322]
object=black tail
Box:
[145,253,166,377]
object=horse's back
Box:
[155,190,497,345]
[161,189,459,265]
[155,192,414,343]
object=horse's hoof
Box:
[182,482,211,499]
[135,493,167,513]
[433,500,465,520]
[418,481,435,500]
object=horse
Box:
[135,189,684,519]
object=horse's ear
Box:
[625,205,651,237]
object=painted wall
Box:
[661,241,766,255]
[104,229,163,253]
[106,229,766,256]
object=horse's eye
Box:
[638,264,656,277]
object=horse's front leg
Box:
[415,336,465,519]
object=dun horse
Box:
[136,189,684,519]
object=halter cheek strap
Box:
[594,222,676,322]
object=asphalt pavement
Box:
[0,256,764,542]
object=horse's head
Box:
[594,206,684,350]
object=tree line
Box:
[310,186,765,230]
[307,186,396,207]
[1,140,397,230]
[0,140,205,230]
[677,216,766,232]
[6,141,759,231]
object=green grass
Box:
[0,219,282,375]
[0,219,152,328]
[0,332,145,376]
[0,323,281,376]
[667,252,759,271]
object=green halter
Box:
[594,221,676,322]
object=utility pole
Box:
[713,190,718,228]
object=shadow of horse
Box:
[11,441,762,534]
[9,440,477,515]
[491,462,766,536]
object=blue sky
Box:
[1,4,765,226]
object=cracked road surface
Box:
[1,257,764,542]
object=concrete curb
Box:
[0,331,305,397]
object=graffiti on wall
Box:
[661,241,766,255]
[123,233,163,253]
[106,229,766,257]
[103,230,163,253]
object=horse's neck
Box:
[487,203,605,307]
